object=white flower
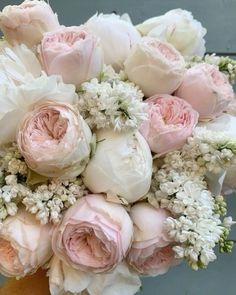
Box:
[137,9,206,57]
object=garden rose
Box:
[17,101,92,179]
[137,9,206,57]
[124,37,186,97]
[52,194,133,273]
[127,203,178,276]
[85,13,141,70]
[39,26,103,88]
[83,129,152,203]
[175,63,234,120]
[0,210,53,277]
[140,94,199,156]
[0,0,60,48]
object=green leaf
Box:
[26,169,49,186]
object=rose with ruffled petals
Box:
[175,63,234,120]
[52,194,133,273]
[17,101,92,179]
[0,0,60,47]
[140,94,199,156]
[127,203,179,276]
[0,210,53,278]
[124,37,186,97]
[39,26,103,88]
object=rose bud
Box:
[0,0,60,48]
[39,26,103,88]
[83,129,152,203]
[127,203,179,276]
[140,94,198,156]
[137,9,206,57]
[85,13,141,71]
[52,194,133,273]
[17,101,92,179]
[0,210,53,278]
[175,63,234,120]
[124,37,186,97]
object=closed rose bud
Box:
[124,37,186,97]
[0,0,60,48]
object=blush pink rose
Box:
[52,194,133,273]
[0,210,53,278]
[0,0,60,48]
[39,26,103,88]
[139,94,199,156]
[127,203,179,276]
[175,63,234,120]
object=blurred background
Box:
[0,0,236,294]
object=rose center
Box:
[0,238,20,270]
[149,41,179,61]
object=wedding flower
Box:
[52,194,133,273]
[127,203,179,276]
[140,94,199,156]
[175,63,234,120]
[83,129,152,203]
[124,37,186,97]
[39,26,103,88]
[0,0,60,47]
[17,101,92,179]
[0,210,53,277]
[137,9,206,57]
[85,13,141,70]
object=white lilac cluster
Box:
[77,66,147,131]
[147,128,236,270]
[187,54,236,83]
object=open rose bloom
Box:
[0,1,236,295]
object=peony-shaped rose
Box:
[39,26,103,88]
[0,0,60,48]
[0,210,53,277]
[124,37,186,97]
[140,94,198,156]
[85,13,141,71]
[52,194,133,273]
[127,203,179,276]
[137,9,206,57]
[17,101,92,179]
[175,63,234,120]
[83,129,152,203]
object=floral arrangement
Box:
[0,1,236,295]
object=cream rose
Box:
[140,94,199,156]
[127,203,179,276]
[124,37,186,97]
[17,101,92,179]
[52,194,133,273]
[85,13,141,70]
[175,63,234,120]
[0,0,60,48]
[39,26,103,88]
[137,9,206,57]
[0,210,53,277]
[83,129,152,203]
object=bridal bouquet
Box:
[0,1,236,294]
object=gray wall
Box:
[0,1,236,294]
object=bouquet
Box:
[0,1,236,294]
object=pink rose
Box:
[139,94,199,156]
[17,101,92,179]
[127,203,179,276]
[0,0,60,48]
[175,63,234,120]
[0,210,53,277]
[39,26,103,88]
[52,194,133,273]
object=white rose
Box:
[83,129,152,203]
[85,13,141,70]
[124,37,185,97]
[137,9,206,57]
